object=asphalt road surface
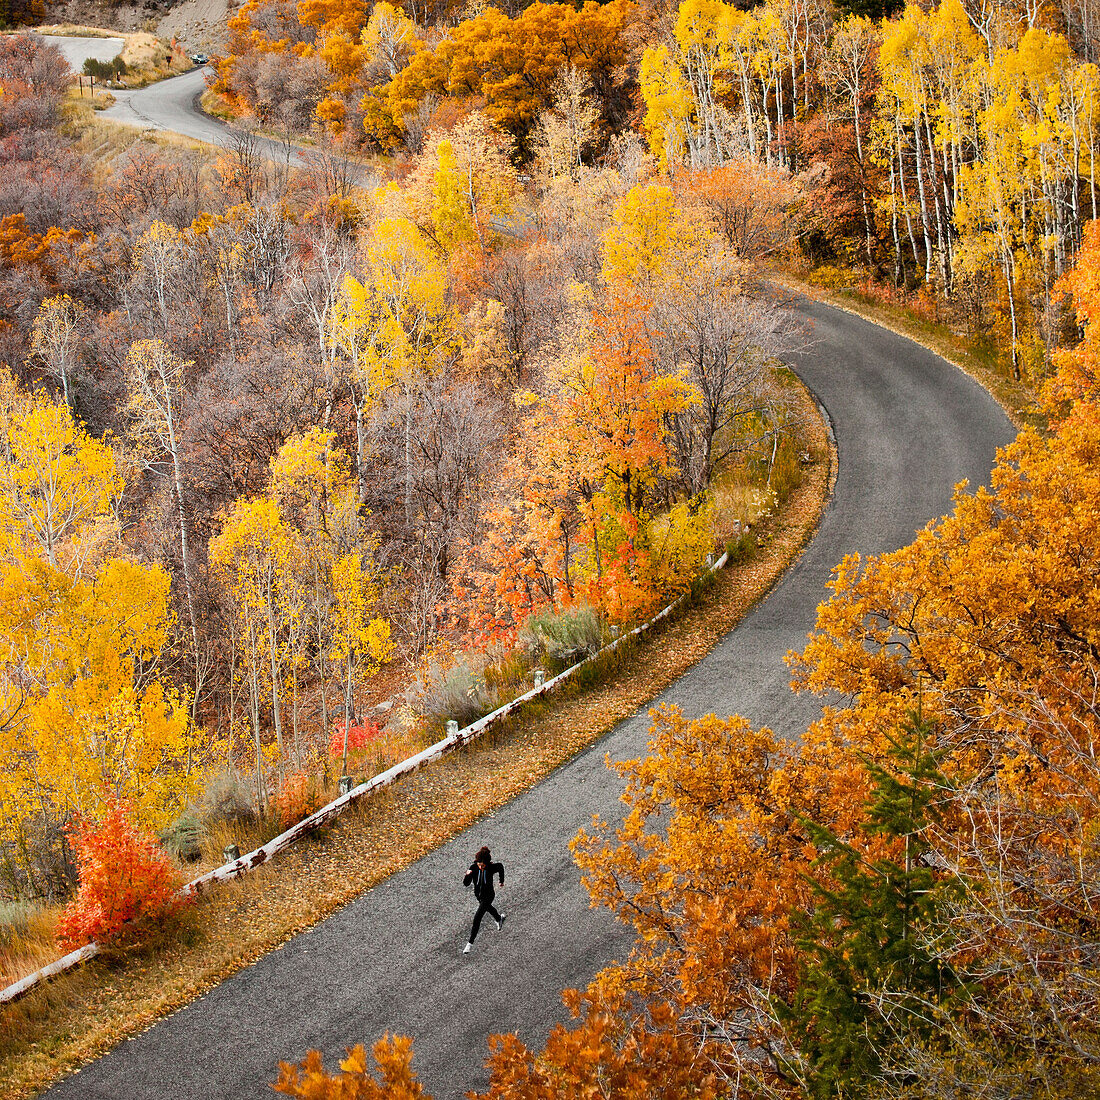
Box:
[34,33,125,74]
[101,67,310,169]
[43,297,1015,1100]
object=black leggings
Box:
[469,898,500,942]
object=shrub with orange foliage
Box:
[271,771,326,828]
[55,799,183,951]
[0,213,84,281]
[677,161,801,263]
[274,1034,428,1099]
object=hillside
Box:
[2,0,1100,1096]
[40,0,236,50]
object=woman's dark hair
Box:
[475,846,491,864]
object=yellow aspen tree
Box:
[329,215,453,509]
[402,112,519,254]
[824,15,883,267]
[209,497,298,802]
[131,220,186,336]
[269,428,360,748]
[602,181,712,299]
[29,294,87,409]
[330,551,391,778]
[360,1,421,78]
[0,381,122,573]
[640,44,694,169]
[430,140,475,254]
[11,559,195,825]
[0,377,202,892]
[751,6,791,169]
[878,4,942,288]
[530,66,601,185]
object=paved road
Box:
[33,33,125,74]
[43,297,1015,1100]
[101,67,309,169]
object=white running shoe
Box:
[463,942,473,954]
[496,914,506,931]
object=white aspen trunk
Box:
[896,120,922,278]
[226,624,238,766]
[941,141,955,277]
[776,64,787,168]
[789,46,798,125]
[911,117,935,285]
[465,159,483,246]
[219,258,238,359]
[404,382,413,525]
[291,654,301,770]
[761,76,774,166]
[341,646,354,776]
[266,579,284,785]
[1001,241,1021,381]
[890,158,903,284]
[851,88,875,268]
[922,111,949,290]
[1089,101,1098,220]
[165,396,202,725]
[314,580,330,745]
[248,621,266,811]
[355,390,368,505]
[740,60,757,160]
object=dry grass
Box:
[119,31,165,69]
[0,905,59,989]
[0,379,830,1098]
[33,24,120,38]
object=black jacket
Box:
[464,861,504,901]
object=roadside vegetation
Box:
[27,24,191,86]
[3,0,1100,1090]
[0,18,814,1005]
[0,372,830,1099]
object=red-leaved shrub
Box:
[328,719,383,759]
[56,798,182,951]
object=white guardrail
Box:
[2,549,729,1006]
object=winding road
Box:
[42,76,1017,1100]
[101,67,311,169]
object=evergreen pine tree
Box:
[779,714,961,1098]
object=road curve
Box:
[101,68,308,168]
[33,33,125,74]
[43,297,1015,1100]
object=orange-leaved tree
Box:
[362,0,634,150]
[788,390,1100,1087]
[455,288,700,645]
[56,798,183,950]
[1046,217,1100,415]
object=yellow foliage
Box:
[0,378,122,574]
[602,182,711,297]
[0,380,204,862]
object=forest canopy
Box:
[4,0,1100,1092]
